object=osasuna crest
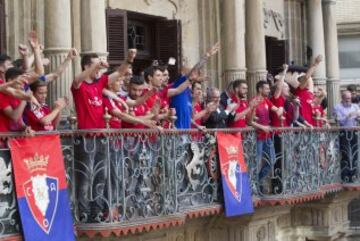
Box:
[23,175,59,234]
[21,153,59,234]
[222,146,242,202]
[224,159,242,202]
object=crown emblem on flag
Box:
[24,153,49,173]
[226,146,238,155]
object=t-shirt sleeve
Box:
[98,74,110,91]
[103,97,115,112]
[266,99,274,109]
[25,108,42,124]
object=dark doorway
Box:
[106,9,182,80]
[266,36,288,76]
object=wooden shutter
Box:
[156,20,182,81]
[0,0,5,53]
[106,8,127,66]
[266,37,288,76]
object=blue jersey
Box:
[170,75,192,129]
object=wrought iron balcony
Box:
[0,127,359,239]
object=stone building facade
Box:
[1,2,358,240]
[336,0,360,84]
[0,0,342,112]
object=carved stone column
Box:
[323,0,341,116]
[221,0,246,83]
[80,0,107,57]
[44,0,73,114]
[245,0,267,97]
[307,0,327,87]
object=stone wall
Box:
[78,191,359,241]
[336,0,360,24]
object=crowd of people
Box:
[2,31,360,137]
[3,31,360,219]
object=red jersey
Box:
[145,88,169,110]
[192,102,203,127]
[254,97,273,140]
[24,105,54,131]
[122,101,149,129]
[103,96,124,129]
[312,105,325,127]
[295,87,314,125]
[270,95,287,127]
[0,92,11,132]
[9,96,23,131]
[229,95,248,128]
[71,75,109,129]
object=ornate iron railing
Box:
[0,127,359,238]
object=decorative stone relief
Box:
[143,0,178,18]
[256,226,266,241]
[268,221,275,241]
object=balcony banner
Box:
[8,135,75,241]
[217,132,254,217]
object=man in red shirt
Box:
[228,80,258,128]
[72,52,133,222]
[103,75,159,129]
[286,55,323,126]
[25,81,68,131]
[0,68,34,133]
[122,76,157,129]
[249,81,283,193]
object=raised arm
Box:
[40,97,68,126]
[273,64,288,99]
[108,49,136,84]
[186,42,220,78]
[28,31,44,76]
[73,60,108,89]
[45,48,78,83]
[299,55,322,90]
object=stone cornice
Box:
[337,22,360,35]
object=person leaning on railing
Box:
[334,90,360,182]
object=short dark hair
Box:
[81,53,99,71]
[30,80,47,92]
[130,75,145,86]
[347,84,357,92]
[0,54,11,65]
[159,65,168,72]
[232,79,247,91]
[256,80,269,93]
[192,81,201,90]
[12,59,24,69]
[5,67,24,82]
[143,66,162,83]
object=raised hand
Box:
[28,31,40,49]
[206,102,217,113]
[127,49,137,63]
[314,55,323,65]
[282,64,289,71]
[98,59,109,69]
[54,97,68,109]
[205,42,220,58]
[67,48,78,60]
[249,98,260,109]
